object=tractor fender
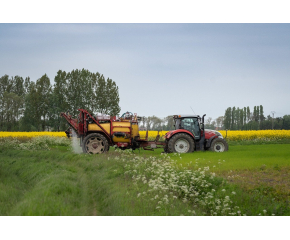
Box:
[86,131,113,145]
[206,135,218,148]
[165,129,195,141]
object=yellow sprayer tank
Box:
[87,118,140,143]
[112,121,131,143]
[88,122,111,134]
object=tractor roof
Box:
[173,114,199,118]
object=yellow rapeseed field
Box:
[1,130,290,141]
[139,130,290,141]
[0,132,67,138]
[218,130,290,141]
[139,131,169,139]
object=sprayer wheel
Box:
[82,133,109,154]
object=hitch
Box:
[60,111,78,133]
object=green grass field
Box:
[0,139,289,216]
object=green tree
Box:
[223,107,231,129]
[282,115,290,129]
[163,116,175,130]
[253,106,257,122]
[0,75,25,131]
[239,108,244,129]
[243,107,247,124]
[231,107,236,130]
[259,105,265,122]
[50,70,69,131]
[235,107,240,129]
[256,106,259,123]
[92,72,120,116]
[65,69,121,117]
[215,116,224,130]
[21,75,51,131]
[247,106,251,124]
[36,74,52,131]
[21,82,39,131]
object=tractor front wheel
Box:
[82,133,109,154]
[167,133,194,153]
[210,138,228,152]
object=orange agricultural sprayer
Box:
[60,109,164,154]
[61,109,228,154]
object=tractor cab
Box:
[173,115,202,140]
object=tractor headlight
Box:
[215,131,223,139]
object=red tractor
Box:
[164,114,228,153]
[61,110,228,154]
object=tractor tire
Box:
[163,143,169,153]
[167,133,194,153]
[82,133,109,154]
[210,138,228,152]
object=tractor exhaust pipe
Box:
[199,114,206,151]
[202,114,206,132]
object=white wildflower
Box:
[182,198,188,203]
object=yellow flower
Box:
[140,130,290,141]
[0,132,67,138]
[219,130,290,141]
[2,130,290,141]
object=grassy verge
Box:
[227,138,290,145]
[1,137,289,216]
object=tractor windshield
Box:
[175,117,200,139]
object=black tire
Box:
[163,143,169,153]
[82,133,109,154]
[167,133,194,153]
[210,138,228,152]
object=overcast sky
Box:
[1,23,289,120]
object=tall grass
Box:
[1,137,289,216]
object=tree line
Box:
[140,105,290,131]
[223,105,290,130]
[138,115,220,131]
[0,69,120,132]
[2,71,289,132]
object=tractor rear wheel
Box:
[82,133,109,154]
[210,138,228,152]
[167,133,194,153]
[163,143,169,153]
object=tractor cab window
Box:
[176,118,200,139]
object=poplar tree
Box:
[247,107,251,123]
[51,70,69,131]
[232,107,236,130]
[236,107,240,129]
[93,73,120,116]
[22,82,39,131]
[35,74,51,131]
[239,108,244,128]
[0,75,25,131]
[223,107,231,129]
[253,106,257,122]
[259,105,264,122]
